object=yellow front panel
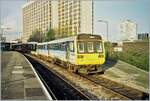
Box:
[75,53,105,65]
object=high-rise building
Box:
[120,20,137,41]
[22,0,55,42]
[57,0,93,38]
[22,0,93,42]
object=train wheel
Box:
[51,59,56,64]
[75,69,78,74]
[46,57,49,62]
[67,64,74,72]
[98,66,104,74]
[71,65,76,72]
[60,61,63,67]
[67,64,71,71]
[101,70,104,74]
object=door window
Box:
[78,42,84,53]
[95,42,103,52]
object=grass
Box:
[104,42,149,71]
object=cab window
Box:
[87,42,94,53]
[78,42,84,53]
[95,42,103,52]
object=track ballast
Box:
[24,54,90,100]
[79,74,149,100]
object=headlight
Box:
[98,54,104,58]
[77,55,84,58]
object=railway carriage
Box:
[12,42,37,53]
[28,42,38,54]
[36,42,49,59]
[36,34,105,74]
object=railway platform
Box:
[1,51,49,100]
[102,60,149,93]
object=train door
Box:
[48,44,50,56]
[66,42,70,62]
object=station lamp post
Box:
[0,27,11,41]
[98,20,109,42]
[98,20,109,60]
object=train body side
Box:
[36,37,76,64]
[36,34,105,73]
[12,42,37,53]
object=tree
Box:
[28,29,43,42]
[43,29,55,42]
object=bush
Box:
[105,42,149,71]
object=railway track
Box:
[24,55,90,100]
[25,53,149,100]
[79,74,149,100]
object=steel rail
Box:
[24,54,90,100]
[79,74,149,100]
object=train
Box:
[12,42,37,53]
[12,34,105,74]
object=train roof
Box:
[12,42,37,46]
[37,36,76,45]
[77,34,102,40]
[37,34,102,45]
[37,42,50,45]
[26,42,38,44]
[48,36,75,44]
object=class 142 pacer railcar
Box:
[35,34,105,74]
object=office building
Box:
[120,20,137,41]
[22,0,93,42]
[57,0,93,38]
[22,0,54,42]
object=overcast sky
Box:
[1,0,150,41]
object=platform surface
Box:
[102,60,149,93]
[1,51,47,100]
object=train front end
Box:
[75,34,105,74]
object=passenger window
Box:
[60,43,65,51]
[78,42,84,53]
[87,42,94,52]
[95,42,103,52]
[69,42,74,52]
[45,45,47,50]
[48,44,51,49]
